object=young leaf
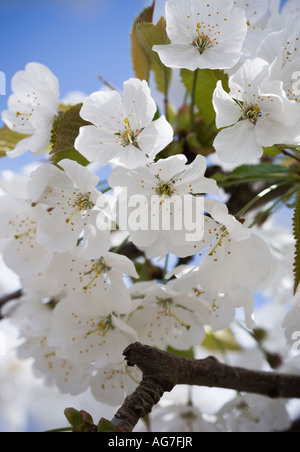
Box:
[130,2,156,82]
[293,189,300,295]
[181,68,229,124]
[64,408,84,428]
[135,17,172,95]
[263,145,282,157]
[52,146,89,168]
[50,103,90,166]
[97,418,117,433]
[0,126,30,157]
[202,329,242,352]
[167,345,195,359]
[213,163,292,187]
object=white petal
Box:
[213,121,263,164]
[122,78,157,128]
[6,132,51,158]
[198,233,271,293]
[111,315,138,341]
[79,90,124,130]
[213,81,241,129]
[105,252,139,279]
[75,125,120,165]
[36,208,83,253]
[138,116,174,160]
[27,163,72,202]
[58,159,99,194]
[153,44,201,71]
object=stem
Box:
[96,74,117,91]
[44,427,73,433]
[162,253,170,284]
[249,187,297,228]
[236,182,290,218]
[164,69,169,123]
[282,149,300,162]
[112,235,130,254]
[190,69,199,128]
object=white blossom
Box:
[90,361,142,406]
[167,265,235,331]
[108,154,218,258]
[197,201,271,294]
[282,300,300,347]
[138,404,220,432]
[75,78,173,169]
[128,283,209,350]
[2,63,59,158]
[217,394,292,432]
[48,293,138,368]
[0,196,52,277]
[213,58,300,164]
[11,296,93,396]
[38,251,138,312]
[27,159,111,258]
[153,0,247,71]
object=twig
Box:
[0,289,23,306]
[96,74,117,91]
[0,289,23,318]
[111,342,300,432]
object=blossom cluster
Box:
[0,0,300,432]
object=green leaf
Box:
[293,189,300,295]
[97,418,117,433]
[52,146,89,167]
[263,145,282,157]
[64,408,84,428]
[0,126,30,157]
[202,329,242,352]
[50,104,89,154]
[181,68,229,124]
[213,163,292,187]
[135,17,172,95]
[167,346,195,359]
[130,2,156,82]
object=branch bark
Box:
[111,342,300,432]
[0,289,23,318]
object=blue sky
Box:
[0,0,153,171]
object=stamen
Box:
[65,193,94,224]
[14,228,33,240]
[115,118,142,149]
[192,24,213,54]
[155,181,175,197]
[86,315,114,337]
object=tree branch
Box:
[111,342,300,432]
[0,289,23,318]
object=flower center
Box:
[192,24,213,54]
[155,181,175,198]
[65,192,94,224]
[156,297,191,331]
[115,118,141,149]
[86,314,114,337]
[242,104,263,125]
[82,258,112,291]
